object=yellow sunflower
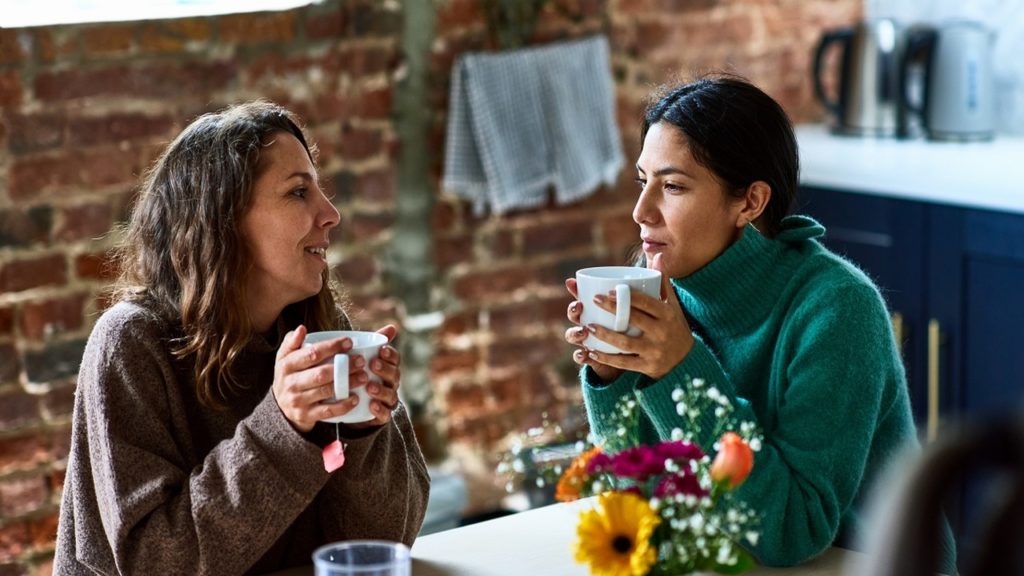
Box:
[573,491,661,576]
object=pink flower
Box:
[654,440,705,462]
[653,472,707,498]
[608,445,664,481]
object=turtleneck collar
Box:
[671,215,826,337]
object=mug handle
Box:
[613,283,630,332]
[332,354,349,401]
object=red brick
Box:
[602,213,640,250]
[486,335,569,371]
[8,150,141,202]
[326,45,396,77]
[437,0,483,29]
[355,169,394,203]
[82,24,134,58]
[74,251,117,281]
[33,61,235,102]
[0,520,29,562]
[339,125,384,162]
[0,436,48,475]
[490,370,554,411]
[305,5,346,40]
[54,203,113,243]
[19,293,87,342]
[27,514,58,550]
[522,219,594,257]
[443,381,487,415]
[436,310,478,339]
[0,72,21,108]
[347,212,395,242]
[0,475,48,518]
[49,429,70,464]
[0,30,24,66]
[432,201,461,232]
[218,11,296,44]
[434,235,473,269]
[333,255,376,287]
[0,345,19,384]
[356,87,392,119]
[67,113,174,148]
[4,113,65,155]
[0,255,66,293]
[30,27,78,65]
[138,19,211,54]
[453,266,535,303]
[430,347,478,374]
[489,302,541,334]
[0,308,14,336]
[0,391,40,430]
[0,207,52,248]
[39,385,75,422]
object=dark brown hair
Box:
[113,100,347,407]
[641,75,799,238]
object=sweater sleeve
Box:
[636,284,905,566]
[72,306,333,575]
[315,402,431,546]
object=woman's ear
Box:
[736,181,771,228]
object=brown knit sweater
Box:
[54,301,430,575]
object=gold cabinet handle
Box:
[890,312,904,357]
[927,319,941,443]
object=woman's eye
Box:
[634,178,646,189]
[290,187,308,199]
[664,182,684,193]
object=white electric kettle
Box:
[902,19,996,141]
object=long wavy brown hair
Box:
[112,101,349,407]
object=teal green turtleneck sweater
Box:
[581,215,956,571]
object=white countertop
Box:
[796,124,1024,215]
[411,499,859,576]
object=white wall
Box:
[866,0,1024,134]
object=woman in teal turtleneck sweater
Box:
[564,76,956,573]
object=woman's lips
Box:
[643,240,666,252]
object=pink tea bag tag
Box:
[322,439,345,472]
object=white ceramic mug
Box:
[303,330,388,424]
[575,266,662,354]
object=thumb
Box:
[376,323,399,343]
[650,253,671,301]
[278,324,306,359]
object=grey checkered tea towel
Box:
[443,35,623,215]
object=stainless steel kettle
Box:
[902,20,996,141]
[813,18,907,137]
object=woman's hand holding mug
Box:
[273,325,403,433]
[565,255,694,381]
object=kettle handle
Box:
[900,27,937,119]
[812,28,854,118]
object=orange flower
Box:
[556,446,603,502]
[710,432,754,490]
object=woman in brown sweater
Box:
[54,101,429,575]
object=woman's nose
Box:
[318,188,340,229]
[632,187,656,225]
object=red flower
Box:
[710,432,754,490]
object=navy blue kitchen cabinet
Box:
[799,185,1024,563]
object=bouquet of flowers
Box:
[555,378,763,576]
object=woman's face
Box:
[239,132,339,329]
[633,122,747,279]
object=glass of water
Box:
[312,540,411,576]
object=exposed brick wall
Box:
[0,0,859,572]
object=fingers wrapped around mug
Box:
[365,344,402,422]
[272,326,362,433]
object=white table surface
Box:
[410,499,858,576]
[796,124,1024,215]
